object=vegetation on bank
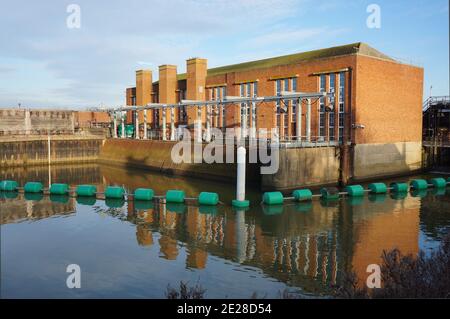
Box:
[166,232,450,299]
[335,232,450,299]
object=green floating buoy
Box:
[410,179,428,190]
[429,178,446,189]
[24,182,43,193]
[368,183,387,194]
[0,180,18,192]
[198,192,219,206]
[390,182,409,193]
[166,190,185,203]
[345,185,365,197]
[320,187,340,200]
[105,186,125,199]
[292,189,312,202]
[49,183,69,195]
[232,199,250,208]
[76,185,97,197]
[262,192,284,205]
[134,188,154,201]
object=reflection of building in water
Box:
[0,195,75,225]
[350,197,420,286]
[136,225,153,247]
[128,196,421,293]
[1,164,102,188]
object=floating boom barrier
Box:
[1,177,449,211]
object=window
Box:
[178,90,187,124]
[338,72,345,142]
[276,80,282,129]
[154,109,159,128]
[329,74,336,141]
[292,77,297,123]
[319,74,326,138]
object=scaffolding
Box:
[105,91,338,147]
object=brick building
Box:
[124,42,424,181]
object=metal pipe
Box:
[170,107,175,141]
[162,108,167,141]
[135,110,139,139]
[297,99,302,141]
[206,105,211,142]
[251,101,256,140]
[196,106,202,143]
[107,92,330,111]
[121,114,125,138]
[113,112,117,138]
[306,98,311,142]
[143,110,147,140]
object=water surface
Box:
[1,164,450,298]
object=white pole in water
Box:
[306,98,311,142]
[232,146,249,208]
[162,108,167,141]
[135,110,139,139]
[113,112,117,138]
[121,114,125,138]
[143,109,147,140]
[170,107,175,141]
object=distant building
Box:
[0,108,74,136]
[74,111,111,129]
[423,96,450,143]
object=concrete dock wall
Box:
[261,147,340,191]
[0,137,103,167]
[353,141,422,180]
[98,139,260,184]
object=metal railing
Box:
[423,96,450,112]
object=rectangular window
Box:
[338,72,345,142]
[319,74,326,138]
[292,78,297,123]
[329,74,336,141]
[276,80,281,128]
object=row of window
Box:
[130,73,346,140]
[319,72,346,142]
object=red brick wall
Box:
[354,55,424,144]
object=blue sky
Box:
[0,0,448,108]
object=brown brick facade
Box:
[125,43,423,145]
